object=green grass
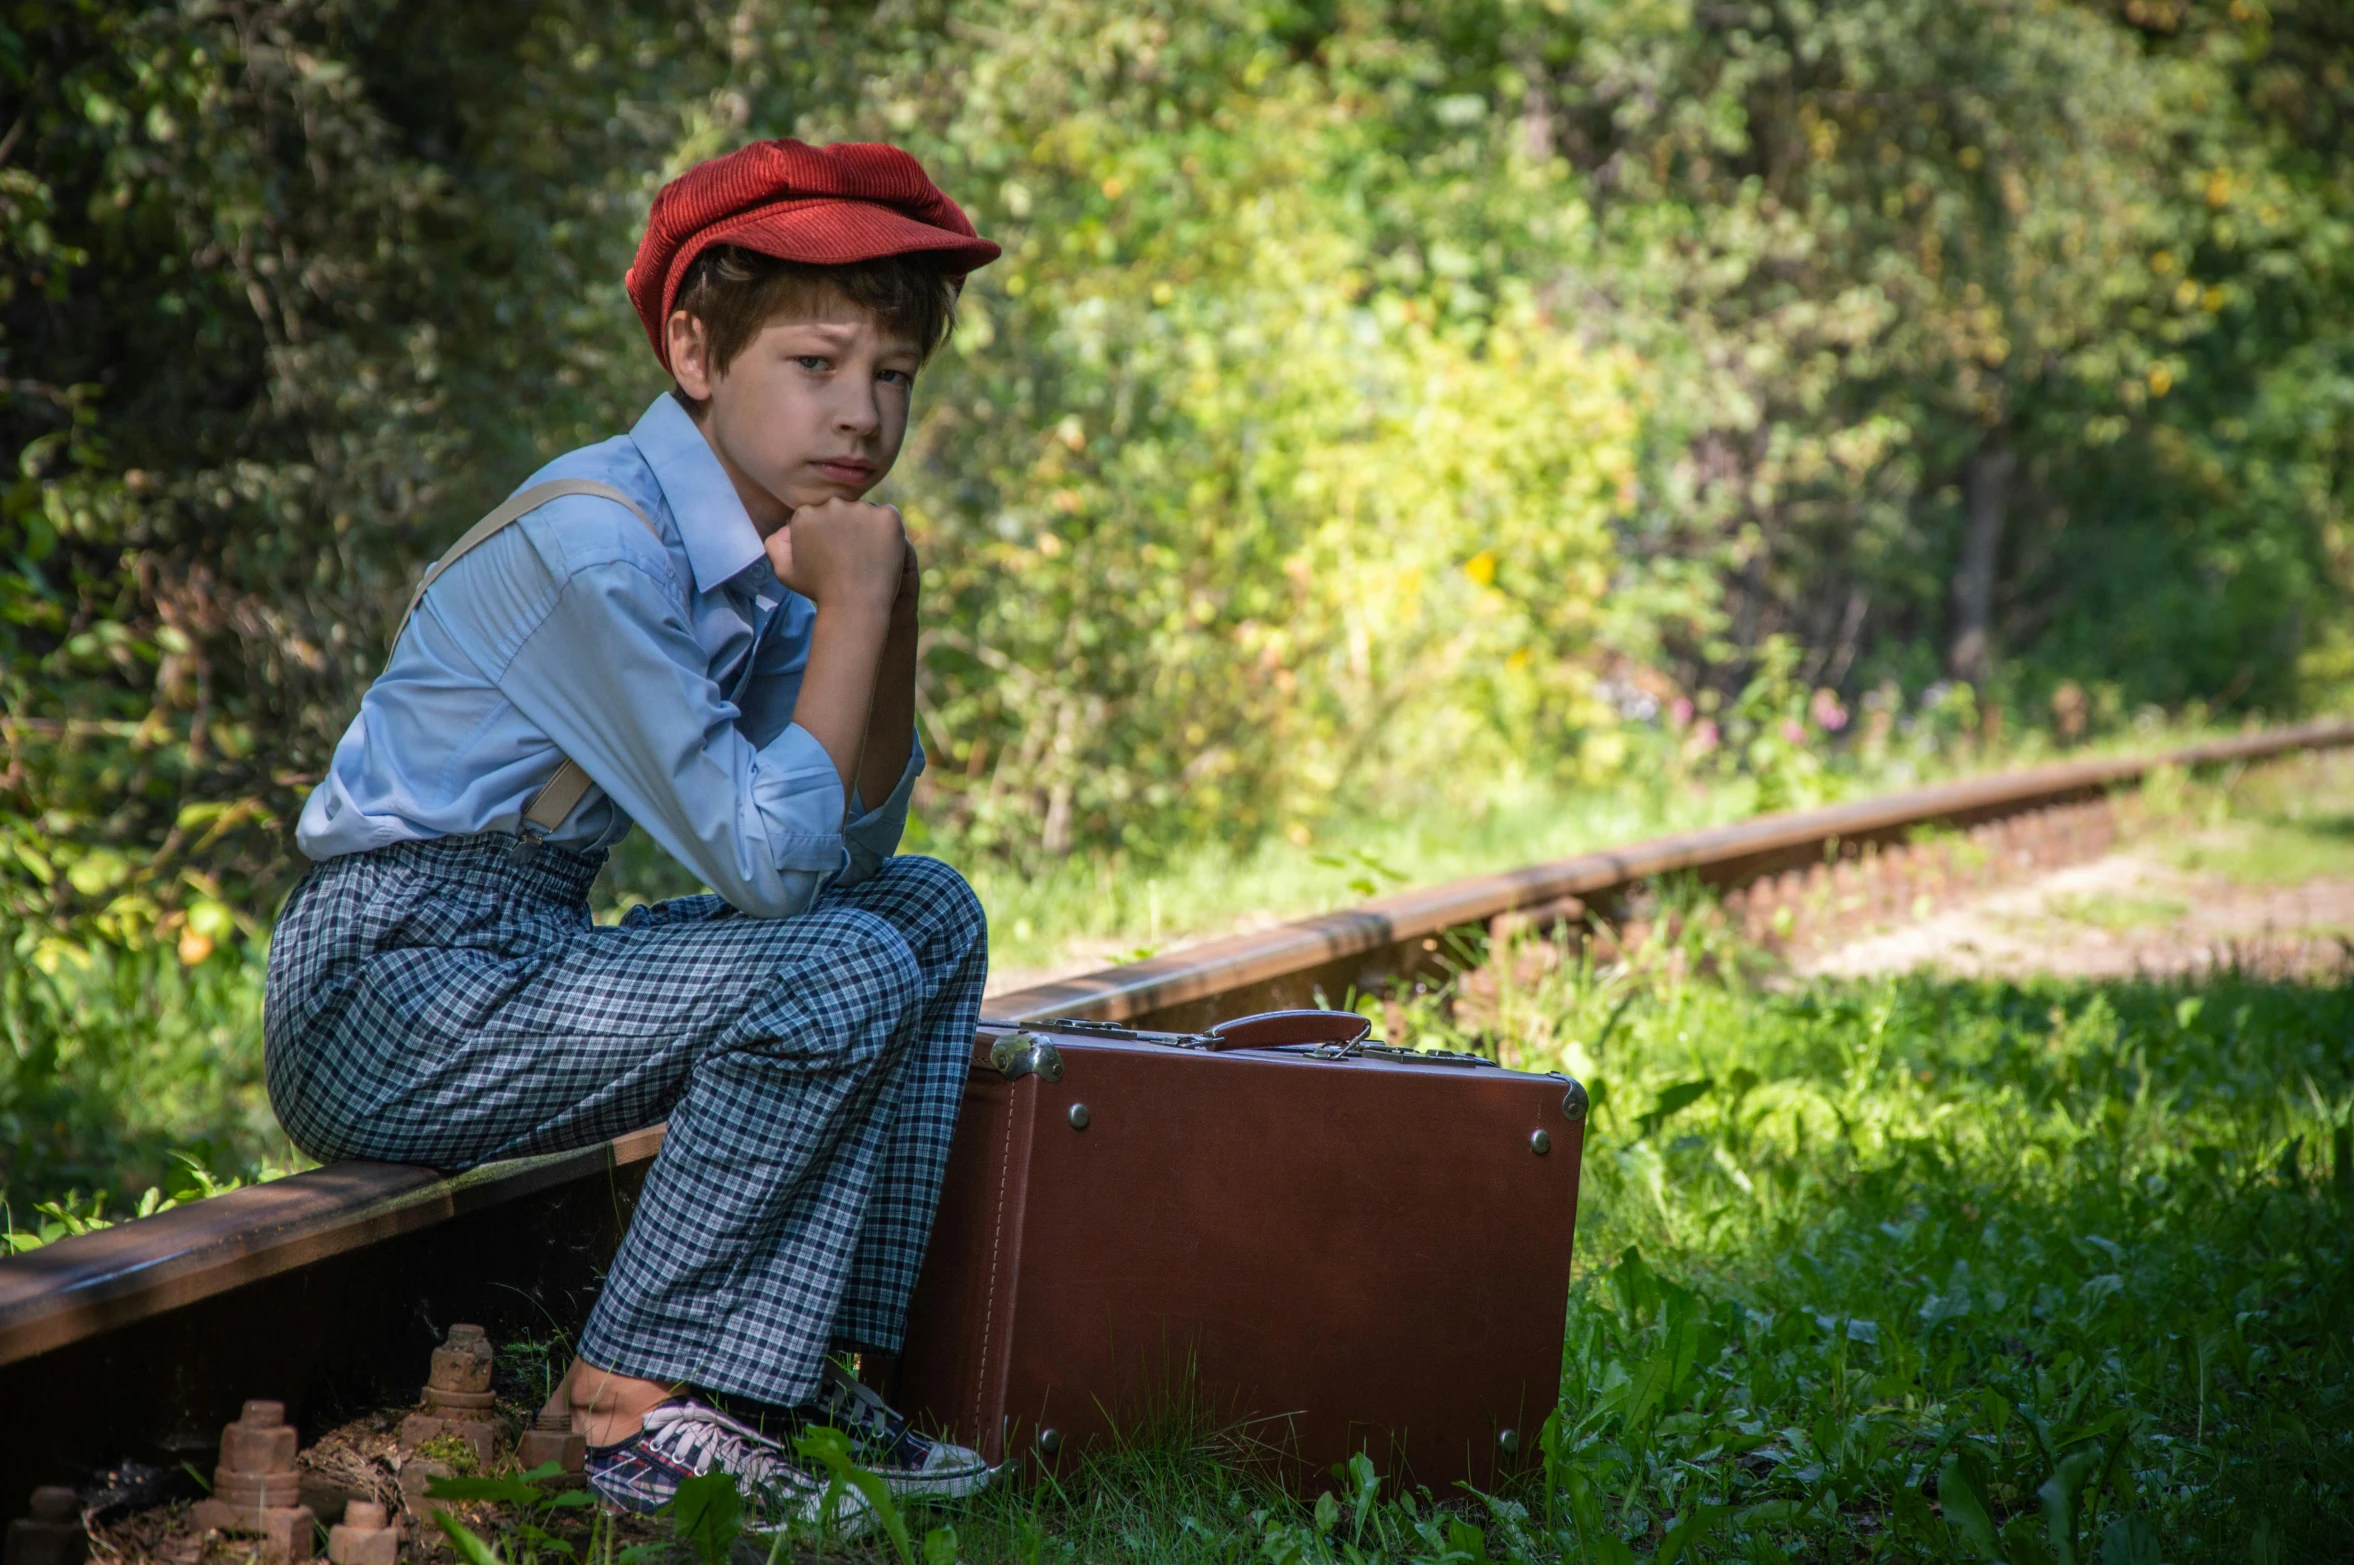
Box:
[436,923,2353,1564]
[872,932,2351,1562]
[2043,892,2189,930]
[2165,750,2354,887]
[20,748,2354,1558]
[2170,822,2354,886]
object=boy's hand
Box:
[765,499,904,616]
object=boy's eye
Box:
[795,355,831,371]
[878,369,915,388]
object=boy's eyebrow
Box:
[772,319,865,340]
[770,318,921,355]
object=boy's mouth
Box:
[811,457,876,485]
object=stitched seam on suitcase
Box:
[975,1093,1013,1443]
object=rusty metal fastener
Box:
[429,1324,495,1393]
[517,1409,586,1478]
[398,1460,453,1528]
[212,1400,302,1510]
[5,1488,87,1565]
[400,1324,504,1470]
[327,1501,400,1565]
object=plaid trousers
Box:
[262,834,986,1408]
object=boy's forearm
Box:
[792,603,894,796]
[855,607,919,806]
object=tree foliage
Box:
[5,0,2352,931]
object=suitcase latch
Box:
[990,1031,1065,1084]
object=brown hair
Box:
[668,245,960,393]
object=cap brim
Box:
[700,199,998,271]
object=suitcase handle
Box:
[1199,1009,1373,1051]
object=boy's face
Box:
[668,290,922,537]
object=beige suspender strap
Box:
[393,479,661,838]
[520,756,599,834]
[395,479,658,645]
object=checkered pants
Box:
[263,834,986,1408]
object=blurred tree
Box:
[1459,0,2267,701]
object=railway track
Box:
[4,719,2349,1510]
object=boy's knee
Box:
[715,909,920,1074]
[791,908,923,1014]
[877,855,986,936]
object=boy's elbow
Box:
[715,866,826,920]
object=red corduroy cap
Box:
[626,139,1001,371]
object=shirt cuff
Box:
[750,721,851,873]
[843,733,925,881]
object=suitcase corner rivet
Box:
[1497,1428,1520,1454]
[1037,1427,1063,1455]
[1529,1129,1552,1156]
[1068,1103,1091,1130]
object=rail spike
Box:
[5,1488,87,1565]
[397,1323,505,1471]
[188,1400,315,1562]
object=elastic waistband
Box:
[313,832,608,904]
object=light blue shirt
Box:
[296,394,922,918]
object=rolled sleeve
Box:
[753,722,853,872]
[496,557,850,918]
[841,734,925,885]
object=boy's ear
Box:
[668,310,716,402]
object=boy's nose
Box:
[833,387,882,438]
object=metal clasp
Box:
[508,822,548,865]
[990,1031,1065,1084]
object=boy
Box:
[264,140,1000,1525]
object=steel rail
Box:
[3,719,2348,1496]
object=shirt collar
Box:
[629,393,767,595]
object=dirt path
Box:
[1797,836,2354,983]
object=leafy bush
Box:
[0,924,292,1212]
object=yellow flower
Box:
[1464,549,1498,586]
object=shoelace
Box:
[644,1402,815,1495]
[818,1368,890,1434]
[818,1367,921,1460]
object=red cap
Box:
[626,139,1001,370]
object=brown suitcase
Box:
[893,1012,1590,1490]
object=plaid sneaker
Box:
[811,1360,999,1500]
[584,1399,872,1535]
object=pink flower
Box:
[1781,719,1806,744]
[1687,718,1720,756]
[1810,687,1850,732]
[1670,697,1694,729]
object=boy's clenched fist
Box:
[765,498,906,616]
